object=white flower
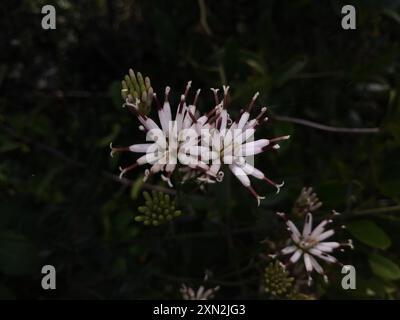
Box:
[273,211,353,285]
[111,77,289,205]
[180,283,220,300]
[111,81,213,186]
[180,273,219,300]
[199,86,289,205]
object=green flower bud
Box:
[145,76,151,90]
[150,190,157,201]
[174,210,182,217]
[138,206,147,214]
[124,75,132,91]
[290,293,316,300]
[141,91,147,105]
[264,261,295,299]
[134,191,183,226]
[121,80,128,100]
[129,69,140,93]
[143,191,152,202]
[147,87,154,106]
[121,69,154,116]
[137,72,145,88]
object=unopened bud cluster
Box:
[264,261,295,299]
[292,186,322,217]
[121,69,153,115]
[135,191,182,226]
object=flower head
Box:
[272,211,353,285]
[111,70,289,205]
[264,261,295,299]
[180,283,219,300]
[111,80,208,187]
[180,273,219,300]
[292,187,322,217]
[121,69,153,115]
[135,191,182,226]
[197,87,289,205]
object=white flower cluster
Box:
[272,211,353,285]
[180,282,220,300]
[111,80,289,205]
[180,272,219,300]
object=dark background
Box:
[1,0,400,299]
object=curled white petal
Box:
[290,249,303,263]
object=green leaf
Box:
[97,123,121,148]
[347,220,391,249]
[0,231,39,275]
[383,8,400,24]
[369,253,400,280]
[274,56,307,87]
[130,175,144,200]
[245,59,265,75]
[0,141,21,153]
[379,150,400,199]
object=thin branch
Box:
[293,71,345,79]
[0,123,84,166]
[274,115,380,134]
[0,123,174,195]
[352,205,400,216]
[163,225,269,240]
[3,90,108,99]
[102,171,176,195]
[197,0,212,36]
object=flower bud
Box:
[135,191,182,226]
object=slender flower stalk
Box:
[271,211,353,285]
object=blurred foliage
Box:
[1,0,400,299]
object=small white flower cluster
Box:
[293,186,323,216]
[180,283,220,300]
[272,211,354,285]
[111,79,289,205]
[180,272,220,300]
